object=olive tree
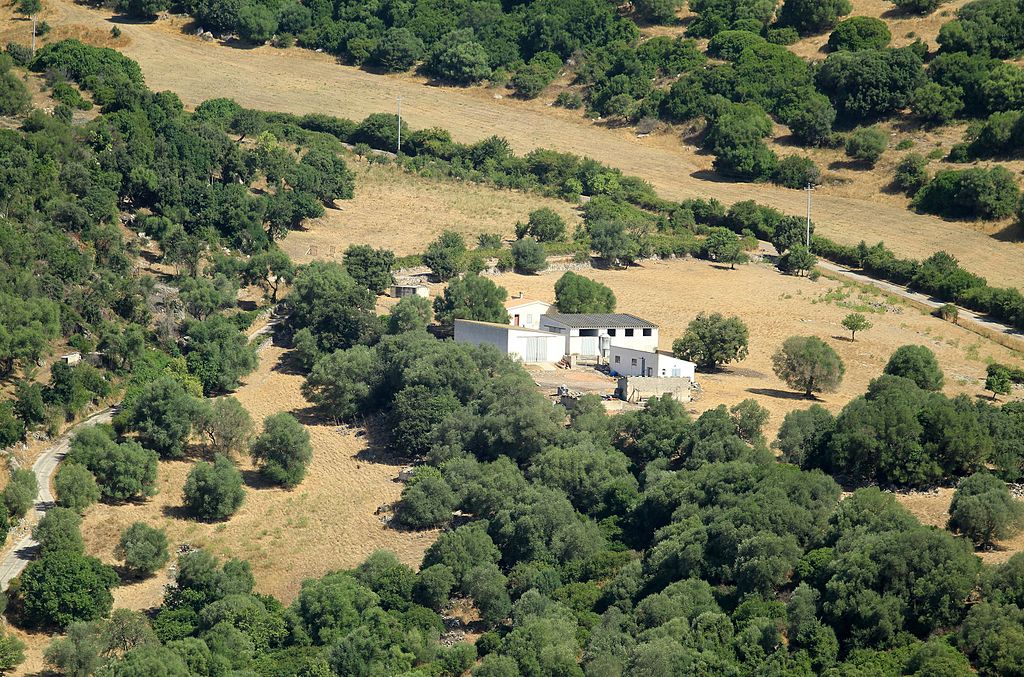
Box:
[841,313,872,340]
[116,522,170,577]
[250,413,312,488]
[948,472,1024,548]
[55,463,100,514]
[672,313,750,370]
[772,336,845,396]
[884,345,944,391]
[182,455,245,521]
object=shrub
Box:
[554,272,616,313]
[423,231,466,282]
[372,28,423,72]
[772,156,821,188]
[828,17,892,51]
[511,239,548,274]
[672,312,750,370]
[772,336,845,396]
[511,52,561,99]
[182,455,245,521]
[398,469,456,529]
[32,507,83,557]
[116,522,170,577]
[635,0,684,23]
[54,463,99,513]
[948,472,1024,547]
[249,413,312,488]
[778,0,853,35]
[554,92,583,109]
[477,233,502,249]
[778,245,818,276]
[913,167,1020,220]
[433,274,508,328]
[911,83,964,125]
[883,345,944,390]
[15,552,118,629]
[892,153,929,195]
[518,208,566,242]
[893,0,943,14]
[4,468,37,519]
[845,127,887,165]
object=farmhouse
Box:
[453,319,564,364]
[391,284,430,298]
[539,313,659,361]
[610,346,695,379]
[505,294,553,330]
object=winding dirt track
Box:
[40,0,1024,289]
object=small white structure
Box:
[391,284,430,299]
[609,346,695,379]
[540,313,659,361]
[505,294,553,330]
[60,353,82,366]
[454,319,564,364]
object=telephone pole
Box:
[396,96,402,154]
[805,183,813,248]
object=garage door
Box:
[580,337,599,356]
[525,337,545,363]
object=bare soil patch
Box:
[22,0,1024,289]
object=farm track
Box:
[38,0,1024,291]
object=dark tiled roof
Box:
[541,313,659,329]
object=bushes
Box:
[54,463,99,513]
[828,17,892,51]
[423,231,467,282]
[433,274,508,328]
[912,166,1020,220]
[182,454,244,521]
[116,522,170,576]
[892,153,929,195]
[845,126,888,165]
[371,28,423,72]
[772,156,821,188]
[4,468,37,519]
[554,272,616,313]
[948,472,1024,547]
[511,239,548,274]
[14,551,119,629]
[511,53,562,99]
[516,208,566,242]
[883,345,944,390]
[249,413,312,488]
[777,0,853,35]
[772,336,845,396]
[816,47,924,120]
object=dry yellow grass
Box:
[16,0,1024,290]
[281,161,582,262]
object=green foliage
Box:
[66,427,158,502]
[554,272,616,313]
[893,0,943,13]
[772,336,845,396]
[433,274,508,328]
[0,58,30,117]
[398,468,456,528]
[948,472,1024,547]
[55,463,99,514]
[704,103,778,181]
[841,313,872,340]
[0,630,24,675]
[913,166,1020,220]
[184,315,258,395]
[774,404,835,466]
[3,467,37,519]
[116,522,170,577]
[771,156,821,189]
[672,312,749,370]
[372,28,424,72]
[343,245,395,294]
[635,0,684,23]
[778,0,853,35]
[287,261,379,353]
[911,82,964,125]
[519,208,567,242]
[423,231,467,282]
[892,153,929,195]
[778,244,818,276]
[828,17,892,51]
[182,454,245,521]
[236,3,278,44]
[121,376,202,459]
[115,0,168,19]
[250,412,312,488]
[511,238,548,274]
[301,346,377,421]
[817,47,924,119]
[511,52,562,99]
[195,396,255,458]
[883,345,944,390]
[32,507,83,557]
[387,295,433,334]
[845,126,888,165]
[15,551,119,629]
[700,228,745,268]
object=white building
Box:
[391,284,430,298]
[539,313,659,361]
[454,319,564,364]
[609,345,695,379]
[505,295,553,330]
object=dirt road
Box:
[0,408,114,591]
[29,0,1024,290]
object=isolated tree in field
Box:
[884,345,944,391]
[772,336,845,397]
[32,507,83,557]
[243,248,294,303]
[948,472,1024,548]
[16,551,119,628]
[433,274,508,329]
[672,313,750,370]
[122,376,201,459]
[423,231,466,282]
[845,127,888,165]
[55,463,99,514]
[195,396,255,458]
[554,272,616,313]
[987,364,1013,400]
[183,454,245,521]
[841,313,872,340]
[702,228,744,269]
[516,209,566,242]
[511,238,547,274]
[250,412,312,488]
[116,522,169,577]
[343,245,395,294]
[388,295,433,334]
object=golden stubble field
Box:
[9,0,1024,289]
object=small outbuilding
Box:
[391,284,430,299]
[609,346,695,379]
[454,319,564,364]
[539,313,659,361]
[505,294,553,330]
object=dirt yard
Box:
[9,0,1024,290]
[281,161,582,262]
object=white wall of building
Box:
[609,346,695,379]
[539,318,659,358]
[506,301,552,330]
[454,320,563,363]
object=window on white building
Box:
[643,328,652,336]
[625,329,634,337]
[607,329,616,336]
[631,358,637,366]
[614,356,620,363]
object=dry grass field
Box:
[9,0,1024,290]
[281,161,582,262]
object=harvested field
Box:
[13,0,1024,290]
[78,343,435,613]
[282,161,582,262]
[484,257,1024,435]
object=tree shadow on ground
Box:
[241,468,278,490]
[746,387,816,401]
[831,335,854,342]
[356,417,414,466]
[160,504,192,521]
[992,221,1024,243]
[272,349,307,377]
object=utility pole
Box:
[396,96,402,154]
[31,15,36,57]
[805,183,813,248]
